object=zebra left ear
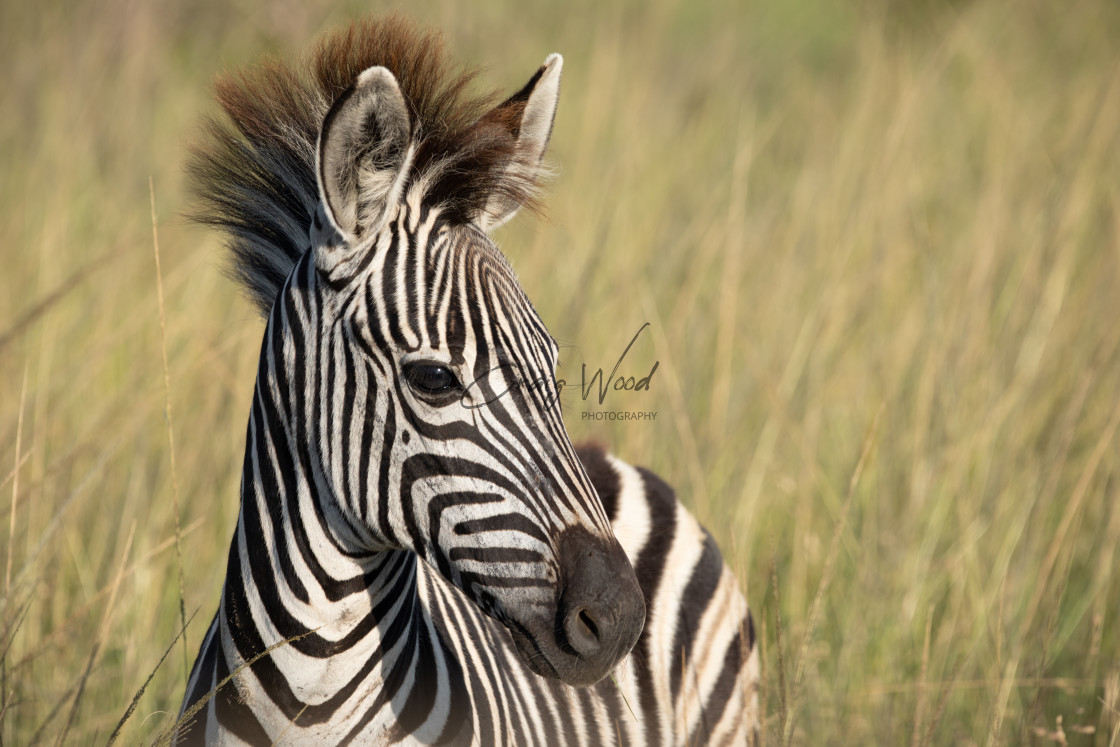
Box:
[476,54,562,233]
[316,66,414,248]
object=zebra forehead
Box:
[355,221,556,368]
[436,229,535,318]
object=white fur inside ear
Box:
[317,66,413,244]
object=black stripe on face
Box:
[401,215,424,346]
[452,512,551,546]
[573,444,620,523]
[399,453,551,558]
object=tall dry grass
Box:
[1,0,1118,743]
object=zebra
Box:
[175,16,760,746]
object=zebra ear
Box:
[476,53,562,233]
[317,66,413,246]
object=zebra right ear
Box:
[317,66,414,246]
[475,54,562,233]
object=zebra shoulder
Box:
[574,442,715,575]
[576,443,759,745]
[574,444,743,653]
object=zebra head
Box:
[291,55,645,687]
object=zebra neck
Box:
[230,398,455,715]
[229,333,473,737]
[228,490,465,728]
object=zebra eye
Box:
[403,361,461,403]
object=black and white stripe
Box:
[176,17,759,745]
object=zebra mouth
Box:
[505,620,563,680]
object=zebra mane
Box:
[189,15,542,316]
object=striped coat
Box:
[174,16,759,745]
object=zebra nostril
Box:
[564,605,604,658]
[578,609,599,640]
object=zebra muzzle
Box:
[544,526,646,686]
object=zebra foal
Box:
[176,16,760,745]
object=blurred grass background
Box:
[2,0,1120,743]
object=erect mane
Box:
[189,15,542,316]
